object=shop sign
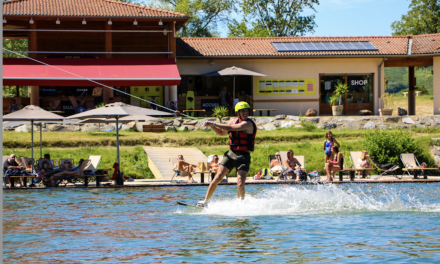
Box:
[201,99,220,111]
[351,80,368,85]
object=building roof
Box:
[2,0,187,18]
[177,35,440,58]
[410,33,440,55]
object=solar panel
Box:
[272,41,379,52]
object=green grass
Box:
[4,128,440,179]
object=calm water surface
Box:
[3,183,440,263]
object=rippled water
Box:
[3,183,440,263]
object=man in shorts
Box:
[197,101,257,207]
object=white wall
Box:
[177,57,384,116]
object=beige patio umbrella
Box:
[3,105,65,164]
[67,102,173,185]
[204,66,266,102]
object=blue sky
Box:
[305,0,411,37]
[217,0,411,37]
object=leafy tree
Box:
[3,39,28,58]
[391,0,440,35]
[152,0,235,37]
[228,0,319,37]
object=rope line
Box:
[3,48,198,120]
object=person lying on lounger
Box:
[174,155,197,183]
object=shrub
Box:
[212,106,229,120]
[300,120,317,132]
[363,130,422,166]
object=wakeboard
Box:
[177,201,201,208]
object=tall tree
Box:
[154,0,235,37]
[228,0,319,37]
[391,0,440,35]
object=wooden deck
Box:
[143,147,208,180]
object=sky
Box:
[218,0,411,37]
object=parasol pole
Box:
[115,116,123,185]
[40,123,43,159]
[31,120,34,165]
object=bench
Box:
[183,109,206,117]
[143,124,165,132]
[5,175,37,188]
[253,109,277,116]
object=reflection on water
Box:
[4,184,440,263]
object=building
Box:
[3,0,440,116]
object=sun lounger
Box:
[400,153,439,179]
[170,157,197,183]
[52,159,91,186]
[350,151,375,179]
[83,155,111,186]
[275,151,307,181]
[3,156,36,187]
[371,159,400,180]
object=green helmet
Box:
[235,101,250,113]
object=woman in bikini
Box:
[284,150,302,181]
[324,146,343,182]
[323,131,340,164]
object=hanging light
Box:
[29,17,34,24]
[158,19,163,26]
[56,18,60,25]
[133,19,138,26]
[82,18,87,25]
[108,19,112,25]
[3,17,7,24]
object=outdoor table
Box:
[198,170,215,183]
[253,109,277,116]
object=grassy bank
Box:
[3,128,439,179]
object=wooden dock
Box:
[143,147,208,180]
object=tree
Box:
[228,0,319,37]
[391,0,440,35]
[3,39,28,58]
[154,0,235,37]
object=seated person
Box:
[36,160,54,182]
[174,155,197,183]
[284,150,302,180]
[324,146,344,182]
[357,150,372,177]
[270,152,283,173]
[9,99,18,112]
[210,155,220,173]
[50,160,75,186]
[169,101,177,111]
[3,154,25,187]
[77,99,90,113]
[42,154,55,169]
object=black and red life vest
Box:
[228,118,257,152]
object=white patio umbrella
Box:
[3,105,65,164]
[204,66,266,103]
[67,102,173,185]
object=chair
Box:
[349,152,375,179]
[52,159,91,186]
[275,151,307,181]
[400,153,439,179]
[371,159,401,180]
[169,157,196,183]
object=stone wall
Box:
[4,115,440,133]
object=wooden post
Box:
[168,21,176,58]
[29,22,39,105]
[105,23,112,59]
[408,66,415,115]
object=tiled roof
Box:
[410,34,440,55]
[2,0,187,18]
[177,35,440,57]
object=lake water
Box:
[3,183,440,263]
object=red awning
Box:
[3,58,181,86]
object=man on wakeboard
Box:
[197,101,257,207]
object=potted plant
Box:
[331,81,349,116]
[379,92,393,116]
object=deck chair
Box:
[276,151,307,181]
[169,157,196,183]
[371,159,400,180]
[57,158,75,186]
[83,155,101,172]
[400,153,438,179]
[52,159,91,186]
[3,156,33,187]
[350,152,375,179]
